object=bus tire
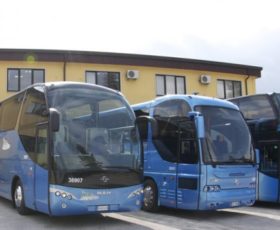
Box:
[142,179,159,212]
[13,180,31,215]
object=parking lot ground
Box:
[0,197,279,230]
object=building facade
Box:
[0,49,262,104]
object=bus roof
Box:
[132,94,239,111]
[0,81,123,104]
[43,81,122,95]
[229,92,278,101]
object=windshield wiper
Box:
[102,166,140,173]
[234,157,254,164]
[217,157,254,164]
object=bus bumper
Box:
[48,184,143,216]
[200,188,256,210]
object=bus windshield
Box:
[196,106,254,164]
[47,86,141,188]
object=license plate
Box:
[231,201,240,207]
[97,205,109,211]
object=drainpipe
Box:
[63,54,67,81]
[245,69,250,95]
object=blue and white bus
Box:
[133,95,257,211]
[230,93,280,203]
[0,82,142,216]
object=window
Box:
[238,95,275,120]
[19,86,48,159]
[36,126,48,168]
[156,75,186,96]
[85,71,120,91]
[0,93,24,131]
[7,69,45,92]
[217,80,241,99]
[259,143,279,178]
[178,119,198,164]
[152,100,192,162]
[154,99,190,117]
[196,106,253,164]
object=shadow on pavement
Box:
[0,197,148,230]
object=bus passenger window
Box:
[36,127,48,168]
[19,87,48,161]
[239,96,275,120]
[180,140,198,164]
[152,100,191,162]
[260,144,279,177]
[179,119,198,164]
[0,93,23,131]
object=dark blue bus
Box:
[230,93,280,203]
[0,82,142,216]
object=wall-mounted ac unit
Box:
[200,75,211,84]
[127,70,139,79]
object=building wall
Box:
[0,60,257,104]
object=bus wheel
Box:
[13,180,31,215]
[143,179,159,212]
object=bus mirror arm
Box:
[188,112,205,138]
[188,111,201,120]
[49,108,60,132]
[135,116,158,139]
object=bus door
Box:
[258,141,280,202]
[176,118,200,210]
[34,124,49,214]
[151,99,196,209]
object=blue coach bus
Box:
[230,93,280,203]
[0,82,142,216]
[133,95,257,211]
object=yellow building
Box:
[0,49,262,104]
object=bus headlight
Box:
[61,193,67,198]
[53,190,74,200]
[55,191,61,196]
[203,185,221,192]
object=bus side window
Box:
[180,140,198,164]
[36,126,48,168]
[152,100,191,162]
[179,119,198,164]
[18,87,48,162]
[0,93,23,131]
[260,143,279,177]
[239,96,276,120]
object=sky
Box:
[1,0,280,93]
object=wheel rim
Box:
[14,185,23,208]
[143,185,154,208]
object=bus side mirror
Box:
[196,116,205,138]
[49,108,60,132]
[188,112,205,138]
[135,116,158,139]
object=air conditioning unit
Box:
[200,75,211,84]
[127,70,139,79]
